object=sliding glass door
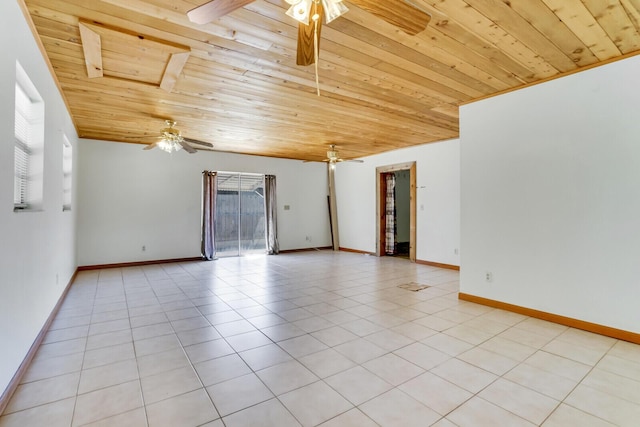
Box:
[214,172,266,257]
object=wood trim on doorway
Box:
[376,162,416,262]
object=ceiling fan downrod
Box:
[313,1,321,96]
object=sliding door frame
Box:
[215,172,266,257]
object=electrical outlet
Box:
[485,271,493,282]
[454,248,459,255]
[142,245,146,252]
[305,236,311,242]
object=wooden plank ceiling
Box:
[22,0,640,161]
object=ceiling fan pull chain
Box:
[314,25,320,96]
[313,1,321,96]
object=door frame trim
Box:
[376,162,416,261]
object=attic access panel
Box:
[78,21,190,92]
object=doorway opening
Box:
[215,172,266,257]
[376,162,416,261]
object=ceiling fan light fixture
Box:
[286,0,312,24]
[322,0,348,24]
[157,138,182,153]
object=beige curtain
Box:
[264,174,279,255]
[201,171,217,260]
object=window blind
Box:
[14,83,32,208]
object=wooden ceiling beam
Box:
[160,52,191,92]
[78,22,103,78]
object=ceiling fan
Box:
[305,144,364,163]
[187,0,431,67]
[143,120,214,154]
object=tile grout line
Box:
[69,272,99,427]
[129,267,151,427]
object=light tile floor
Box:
[1,250,639,426]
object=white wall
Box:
[335,140,460,266]
[0,1,78,395]
[77,140,331,265]
[460,55,640,333]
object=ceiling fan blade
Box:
[183,137,213,148]
[349,0,431,35]
[187,0,255,24]
[178,140,198,153]
[346,159,364,163]
[296,3,324,66]
[143,142,158,150]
